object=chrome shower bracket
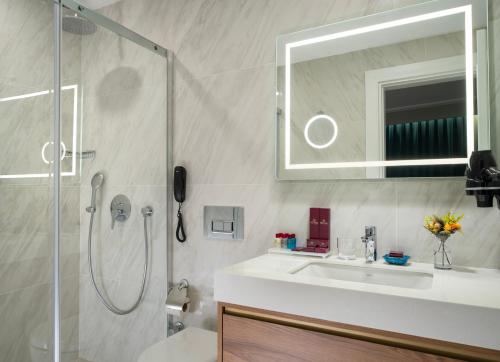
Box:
[110,194,131,229]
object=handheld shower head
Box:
[91,172,104,190]
[87,172,105,213]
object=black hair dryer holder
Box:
[465,150,500,209]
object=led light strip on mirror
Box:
[284,5,474,170]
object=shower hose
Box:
[87,206,152,315]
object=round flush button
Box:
[303,114,338,149]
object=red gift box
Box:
[307,208,331,251]
[319,208,330,241]
[309,208,320,240]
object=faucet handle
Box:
[362,226,377,262]
[365,226,376,236]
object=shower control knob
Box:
[141,206,153,217]
[110,194,131,230]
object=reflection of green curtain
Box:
[386,117,467,178]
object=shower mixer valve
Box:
[110,194,131,229]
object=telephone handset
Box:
[174,166,187,242]
[174,166,186,203]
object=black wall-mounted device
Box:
[174,166,187,242]
[465,150,500,208]
[174,166,186,203]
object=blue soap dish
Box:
[383,254,410,266]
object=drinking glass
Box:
[337,237,356,260]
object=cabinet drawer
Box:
[222,314,462,362]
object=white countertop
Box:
[214,253,500,350]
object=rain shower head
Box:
[62,14,97,35]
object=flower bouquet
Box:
[424,212,463,269]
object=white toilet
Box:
[29,317,79,362]
[138,327,217,362]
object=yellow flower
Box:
[424,212,464,236]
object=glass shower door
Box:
[0,1,170,360]
[0,0,55,361]
[59,2,170,361]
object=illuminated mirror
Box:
[276,0,489,180]
[0,85,78,179]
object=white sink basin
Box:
[291,262,433,289]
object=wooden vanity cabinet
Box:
[218,303,500,362]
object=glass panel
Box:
[58,5,83,362]
[60,6,167,362]
[0,0,54,361]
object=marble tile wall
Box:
[99,0,500,342]
[0,1,81,361]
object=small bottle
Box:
[281,233,288,249]
[274,233,282,248]
[287,234,297,249]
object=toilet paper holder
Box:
[166,279,190,314]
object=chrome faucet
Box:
[361,226,377,262]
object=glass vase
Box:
[433,234,452,270]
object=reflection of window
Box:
[384,80,473,177]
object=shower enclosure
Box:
[0,1,173,361]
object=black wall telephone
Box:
[174,166,186,203]
[174,166,187,242]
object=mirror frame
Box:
[276,0,489,179]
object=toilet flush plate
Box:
[203,206,244,240]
